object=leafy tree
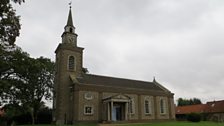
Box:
[0,47,29,105]
[0,0,25,46]
[0,0,55,125]
[177,98,202,106]
[12,0,25,4]
[0,47,54,124]
[0,0,25,101]
[11,56,54,124]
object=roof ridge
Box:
[177,104,205,108]
[85,73,154,84]
[207,100,224,103]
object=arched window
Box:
[145,100,149,114]
[144,96,152,114]
[160,98,166,114]
[145,100,150,114]
[68,56,75,70]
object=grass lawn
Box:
[113,121,223,126]
[18,124,97,126]
[18,121,223,126]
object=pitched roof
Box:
[176,104,206,114]
[103,94,131,102]
[205,100,224,113]
[76,74,170,92]
[176,100,224,115]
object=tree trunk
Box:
[30,107,35,125]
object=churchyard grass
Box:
[113,121,223,126]
[18,121,223,126]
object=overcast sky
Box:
[13,0,224,104]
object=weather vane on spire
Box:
[69,1,72,9]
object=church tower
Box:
[54,7,84,124]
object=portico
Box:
[103,94,130,121]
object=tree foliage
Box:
[0,47,29,103]
[0,0,24,46]
[0,0,55,125]
[11,0,25,4]
[0,48,54,124]
[0,0,25,90]
[177,98,202,106]
[0,0,27,101]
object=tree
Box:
[11,56,54,124]
[0,47,54,124]
[0,0,24,46]
[0,47,30,105]
[177,98,202,106]
[0,0,55,125]
[0,0,25,103]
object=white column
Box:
[111,101,113,121]
[125,102,128,120]
[107,102,110,121]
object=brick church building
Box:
[53,8,175,124]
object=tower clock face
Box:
[68,36,74,43]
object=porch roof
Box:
[103,94,130,103]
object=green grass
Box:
[18,123,98,126]
[114,121,223,126]
[18,121,223,126]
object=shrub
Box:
[13,113,32,125]
[187,113,201,122]
[36,108,52,124]
[0,116,7,126]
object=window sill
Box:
[160,113,166,116]
[145,113,152,116]
[84,113,94,116]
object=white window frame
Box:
[160,98,166,114]
[144,97,152,115]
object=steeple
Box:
[61,5,78,46]
[64,6,75,34]
[66,7,74,27]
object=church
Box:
[53,8,175,124]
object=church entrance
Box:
[102,94,130,122]
[112,103,124,121]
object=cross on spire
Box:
[69,1,72,9]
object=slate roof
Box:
[76,74,169,92]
